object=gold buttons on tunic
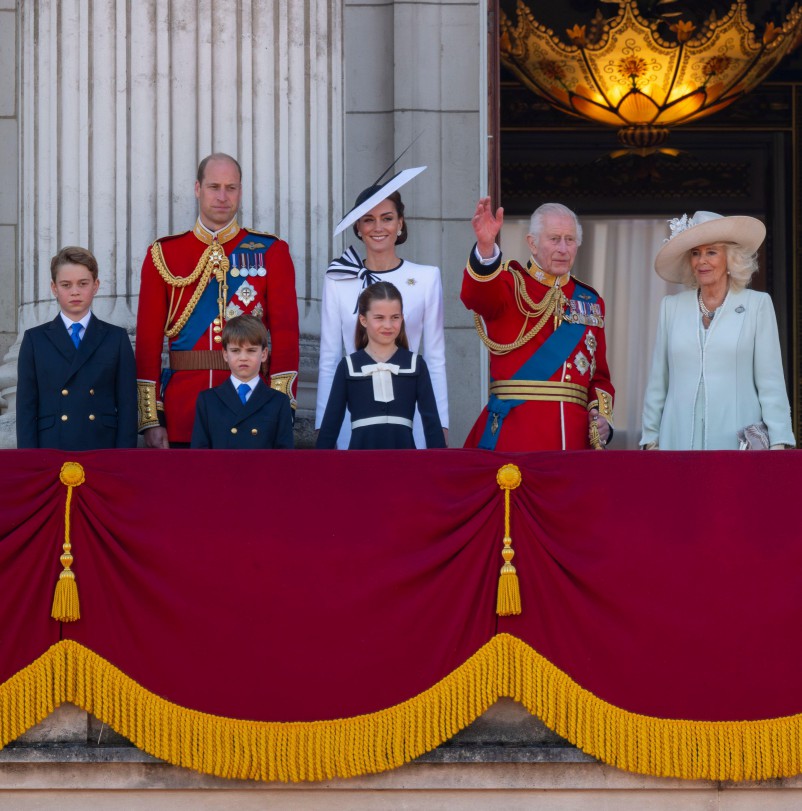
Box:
[89,389,95,395]
[566,363,573,369]
[61,415,68,421]
[565,375,572,381]
[88,415,95,421]
[231,427,238,434]
[251,428,258,435]
[61,389,69,396]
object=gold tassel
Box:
[589,413,605,450]
[495,464,522,616]
[51,462,85,622]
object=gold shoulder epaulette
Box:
[152,229,192,247]
[243,228,281,240]
[571,276,601,297]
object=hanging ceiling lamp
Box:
[500,0,802,155]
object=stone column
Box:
[343,0,486,445]
[0,0,342,446]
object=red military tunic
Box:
[461,251,614,451]
[136,219,300,443]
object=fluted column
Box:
[0,0,342,443]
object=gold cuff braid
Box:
[465,253,503,283]
[137,381,161,431]
[270,372,298,409]
[589,388,614,425]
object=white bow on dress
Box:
[360,362,400,403]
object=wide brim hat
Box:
[333,166,426,237]
[654,211,766,284]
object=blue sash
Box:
[163,233,276,396]
[171,232,275,351]
[478,286,598,450]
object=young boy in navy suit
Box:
[191,316,294,449]
[16,246,138,450]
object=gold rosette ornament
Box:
[51,462,85,622]
[496,464,522,616]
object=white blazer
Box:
[641,288,795,449]
[316,258,449,448]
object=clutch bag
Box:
[737,422,770,450]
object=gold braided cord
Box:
[151,241,232,340]
[514,265,565,316]
[151,242,213,287]
[473,266,567,356]
[152,242,216,338]
[495,465,522,616]
[3,635,802,782]
[51,463,85,622]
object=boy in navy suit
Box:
[191,316,294,449]
[16,246,137,450]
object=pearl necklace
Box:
[697,289,720,320]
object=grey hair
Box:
[528,203,583,246]
[682,242,758,292]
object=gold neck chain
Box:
[473,265,569,356]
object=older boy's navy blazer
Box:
[191,378,294,449]
[16,314,138,450]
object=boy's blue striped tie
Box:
[70,323,82,348]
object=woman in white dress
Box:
[641,211,794,450]
[316,169,449,448]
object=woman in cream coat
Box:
[317,169,448,448]
[641,211,794,450]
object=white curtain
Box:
[500,217,682,449]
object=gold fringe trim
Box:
[51,462,85,622]
[496,633,802,782]
[0,639,503,783]
[4,635,802,783]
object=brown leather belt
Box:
[169,350,229,371]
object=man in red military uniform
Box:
[461,198,614,451]
[136,153,299,447]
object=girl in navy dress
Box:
[316,282,446,449]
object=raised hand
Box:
[472,197,504,259]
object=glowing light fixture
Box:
[500,0,802,155]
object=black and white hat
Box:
[334,166,426,237]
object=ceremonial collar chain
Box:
[193,218,240,245]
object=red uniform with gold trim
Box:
[135,219,299,443]
[461,250,614,451]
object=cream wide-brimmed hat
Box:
[654,211,766,284]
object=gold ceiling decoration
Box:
[500,0,802,155]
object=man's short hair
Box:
[50,246,99,282]
[528,203,583,247]
[222,315,268,349]
[197,153,243,184]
